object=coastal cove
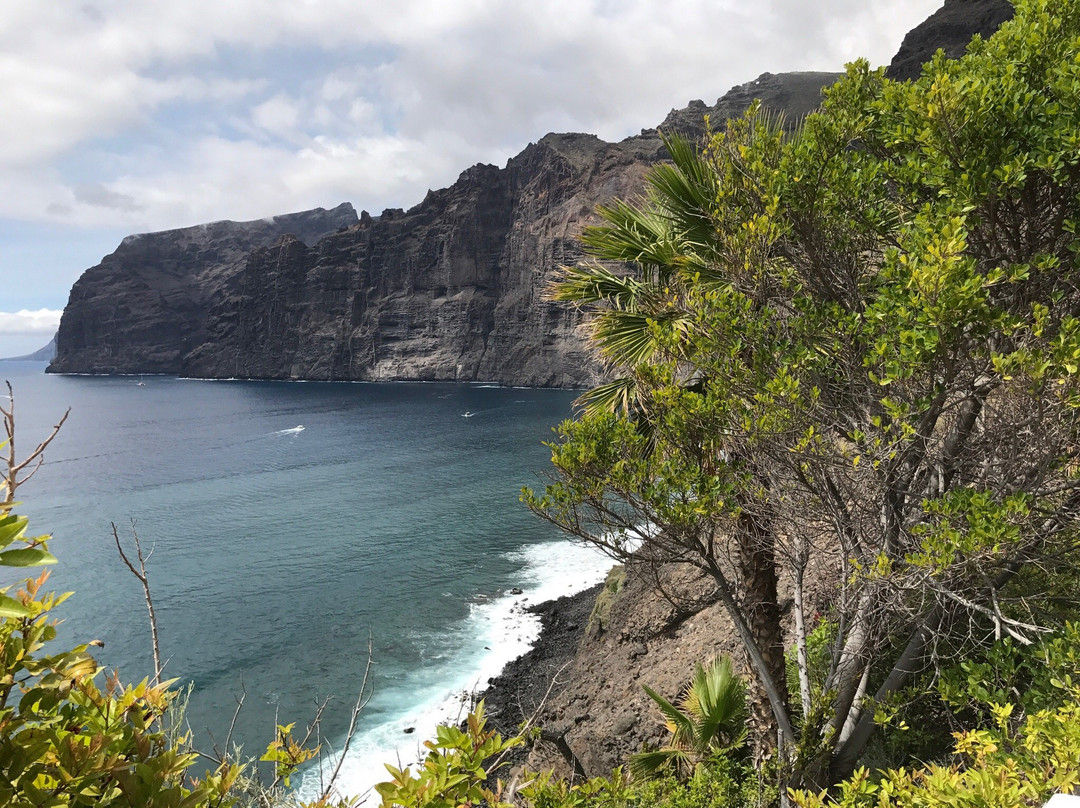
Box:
[3,1,1075,804]
[0,361,613,799]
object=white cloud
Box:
[0,0,945,236]
[0,0,969,316]
[251,93,301,137]
[0,309,62,336]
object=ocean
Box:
[0,361,613,802]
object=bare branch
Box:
[321,634,376,802]
[0,382,69,506]
[112,521,163,685]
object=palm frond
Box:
[547,264,649,309]
[574,377,637,418]
[583,203,694,280]
[685,657,748,753]
[628,748,691,781]
[582,200,671,265]
[591,312,659,367]
[642,684,696,749]
[651,132,716,248]
[748,105,789,140]
[591,309,694,368]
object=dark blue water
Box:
[0,362,609,798]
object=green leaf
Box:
[575,377,638,417]
[0,592,31,618]
[0,514,28,549]
[0,548,58,568]
[629,748,685,780]
[643,684,697,747]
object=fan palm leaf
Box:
[581,200,677,271]
[641,684,698,748]
[590,310,689,367]
[628,748,693,782]
[574,377,638,418]
[555,133,721,419]
[647,132,717,251]
[547,264,655,310]
[683,657,748,753]
[630,656,747,781]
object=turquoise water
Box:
[0,362,611,800]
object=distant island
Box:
[3,333,56,362]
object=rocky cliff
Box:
[49,73,837,385]
[50,205,358,374]
[49,2,1016,386]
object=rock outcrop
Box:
[49,74,838,385]
[886,0,1014,81]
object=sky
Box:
[0,0,942,357]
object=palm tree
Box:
[546,115,794,758]
[629,655,748,781]
[547,130,719,417]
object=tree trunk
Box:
[736,508,788,763]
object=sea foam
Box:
[298,539,613,804]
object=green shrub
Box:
[0,508,245,807]
[631,755,762,808]
[518,768,635,808]
[791,695,1080,808]
[793,626,1080,807]
[519,756,761,808]
[373,702,520,808]
[586,566,626,635]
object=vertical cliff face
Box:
[49,73,835,385]
[49,205,358,375]
[181,133,664,385]
[48,0,1017,385]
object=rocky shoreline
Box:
[480,582,603,740]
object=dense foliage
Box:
[527,0,1080,794]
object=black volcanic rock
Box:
[886,0,1014,81]
[50,76,840,385]
[49,204,357,375]
[182,132,658,385]
[657,71,844,137]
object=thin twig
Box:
[321,634,376,802]
[1,381,69,506]
[205,677,248,764]
[112,520,163,684]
